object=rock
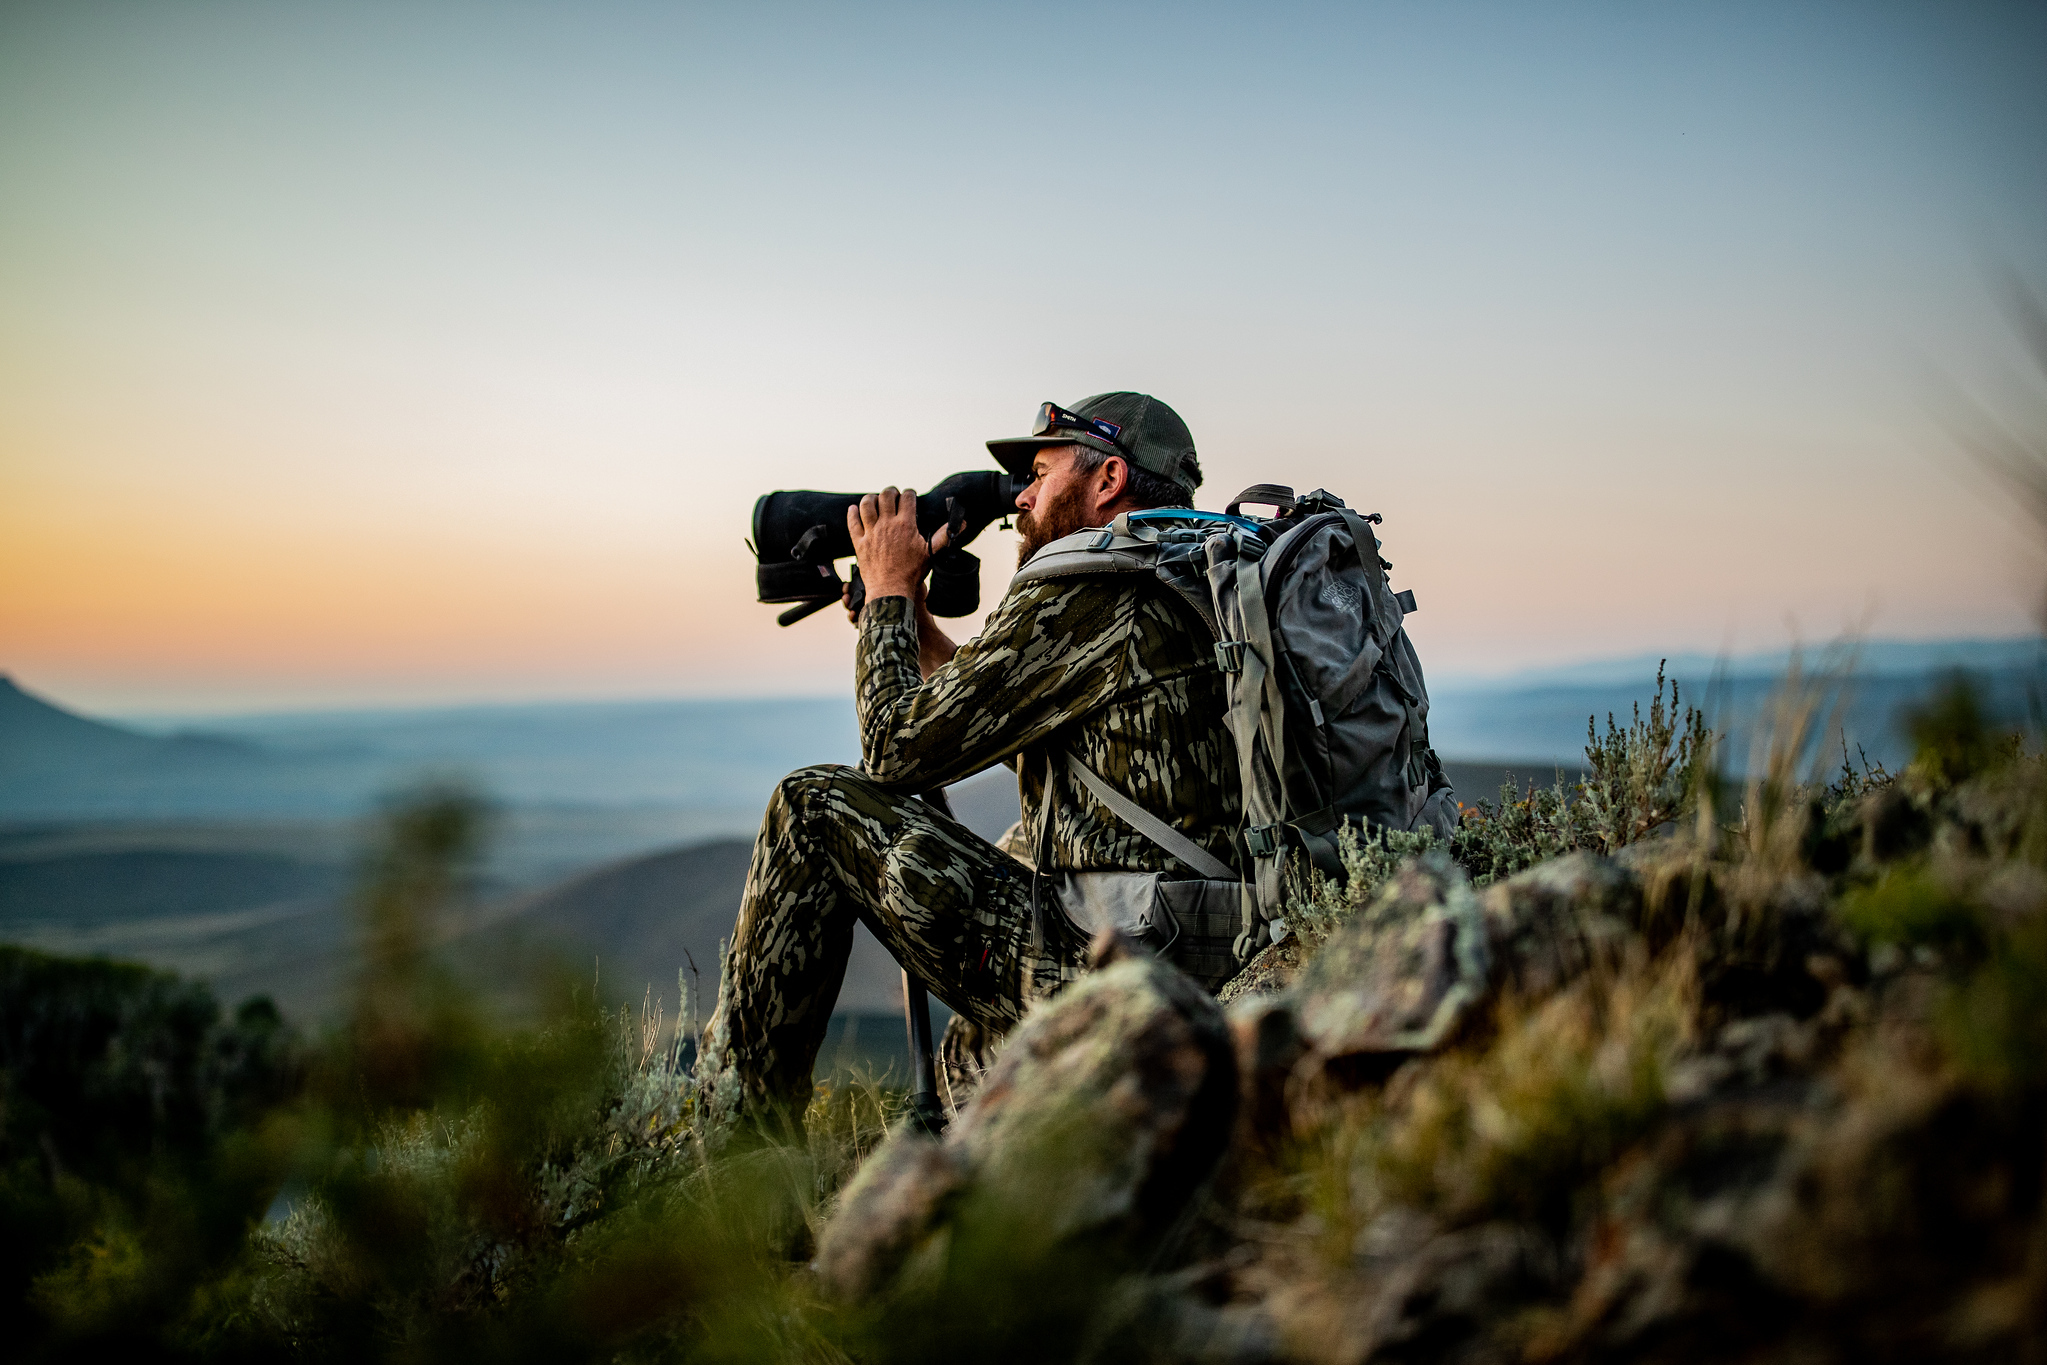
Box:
[813,931,1239,1302]
[1077,1267,1287,1365]
[1613,835,1711,938]
[1480,851,1644,998]
[1217,937,1303,1007]
[810,1130,962,1301]
[1291,852,1490,1067]
[1226,993,1308,1154]
[1348,1222,1561,1363]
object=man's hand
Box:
[847,486,951,602]
[847,486,961,678]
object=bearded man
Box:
[702,393,1240,1130]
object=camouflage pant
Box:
[702,763,1089,1122]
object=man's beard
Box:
[1015,481,1091,567]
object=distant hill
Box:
[1,676,862,832]
[1437,637,2045,691]
[0,848,343,928]
[3,636,2031,1037]
[469,839,915,1017]
[0,830,925,1025]
[0,675,271,818]
[0,837,352,1019]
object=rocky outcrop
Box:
[1291,852,1490,1059]
[823,756,2047,1363]
[814,930,1239,1302]
[1483,849,1645,995]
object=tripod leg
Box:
[902,970,945,1134]
[900,788,952,1135]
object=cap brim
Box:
[988,431,1136,478]
[985,434,1072,478]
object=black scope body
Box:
[752,469,1030,626]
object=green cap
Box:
[986,392,1202,499]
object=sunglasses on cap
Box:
[1031,401,1128,454]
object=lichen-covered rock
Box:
[810,1128,962,1301]
[1345,1221,1561,1362]
[1291,852,1490,1064]
[1226,993,1309,1154]
[1218,937,1303,1007]
[812,740,2047,1361]
[1481,850,1644,998]
[814,931,1238,1301]
[1531,1024,2047,1362]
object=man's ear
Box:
[1097,455,1130,504]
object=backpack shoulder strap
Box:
[1009,523,1160,588]
[1064,753,1237,881]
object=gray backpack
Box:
[1013,484,1458,964]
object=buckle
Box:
[1245,824,1284,858]
[1214,640,1248,673]
[1088,530,1115,551]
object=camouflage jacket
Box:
[855,577,1242,876]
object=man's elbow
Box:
[861,761,923,790]
[858,741,918,787]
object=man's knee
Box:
[762,763,857,829]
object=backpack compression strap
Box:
[1224,533,1294,950]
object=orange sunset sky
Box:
[4,2,2046,714]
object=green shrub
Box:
[1906,670,2022,791]
[0,947,301,1356]
[1285,821,1439,940]
[1837,868,1983,954]
[1447,664,1711,890]
[1,785,907,1362]
[1578,663,1710,855]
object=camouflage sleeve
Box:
[854,581,1136,790]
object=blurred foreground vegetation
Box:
[1,787,903,1362]
[6,663,2047,1360]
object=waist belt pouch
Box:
[1052,872,1242,994]
[1050,870,1169,946]
[1156,878,1246,993]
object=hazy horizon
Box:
[1,630,2028,725]
[3,634,2030,749]
[6,2,2046,714]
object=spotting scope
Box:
[751,470,1029,625]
